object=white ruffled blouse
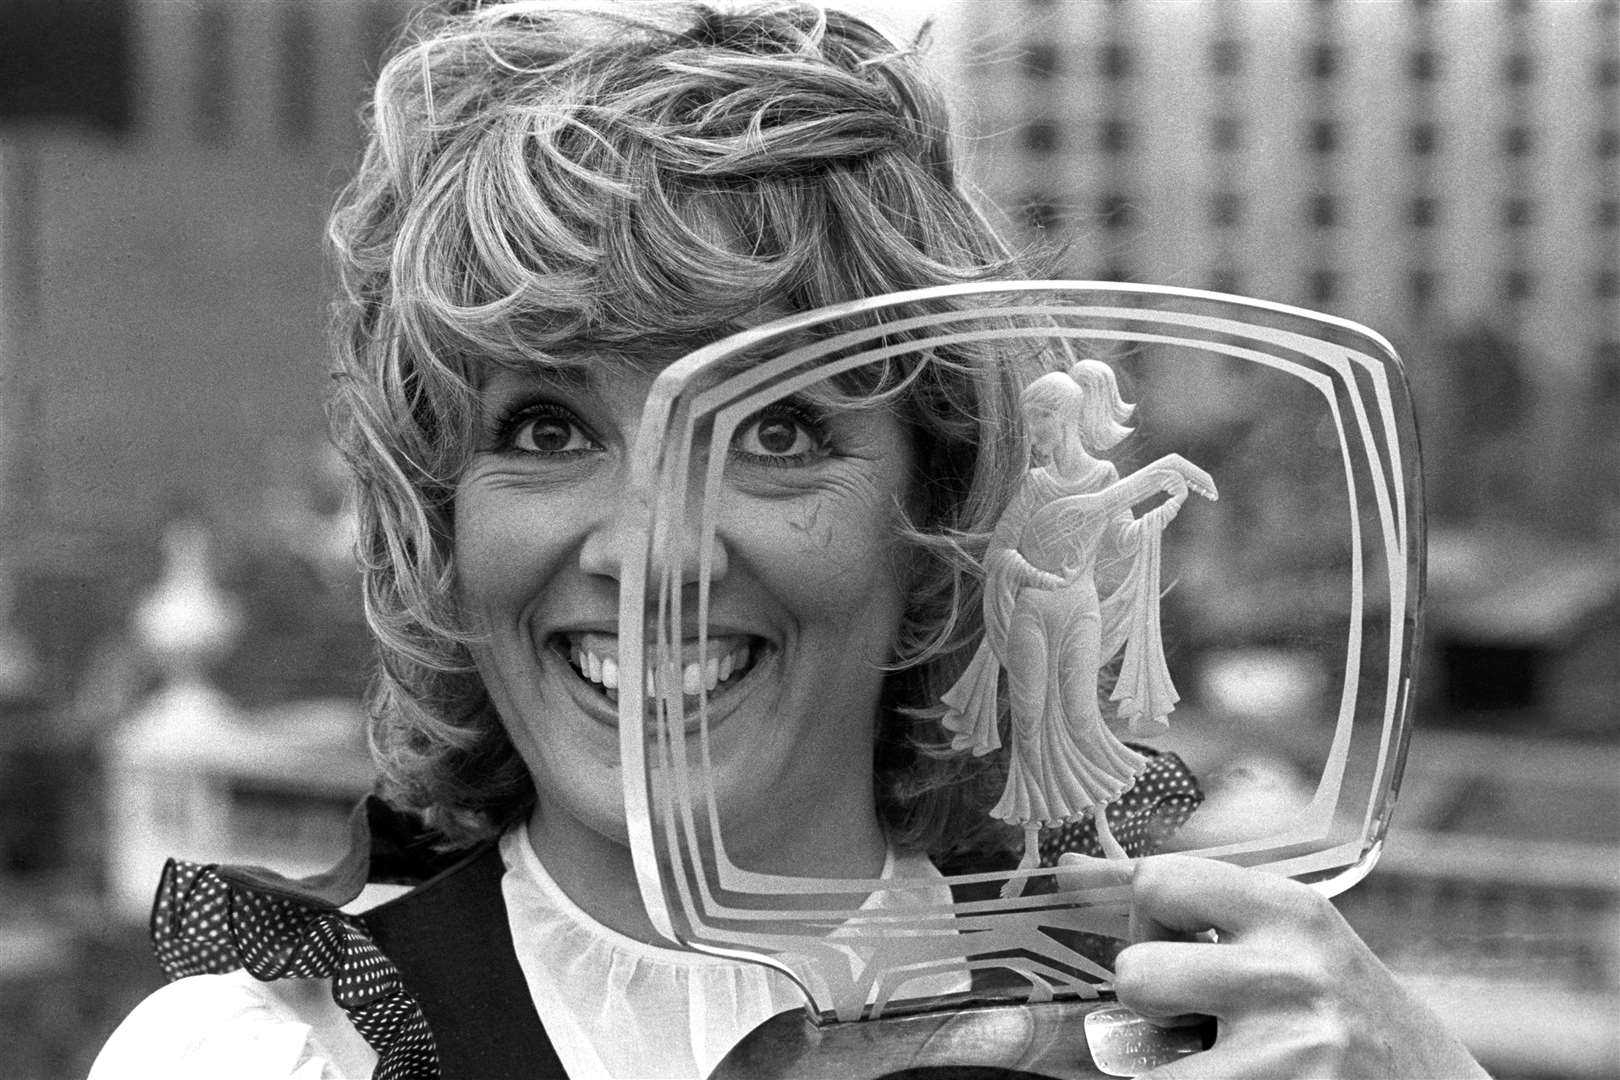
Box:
[91,828,965,1080]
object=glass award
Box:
[612,283,1422,1078]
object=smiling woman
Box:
[89,3,1488,1080]
[323,2,1031,882]
[328,14,1034,882]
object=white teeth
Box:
[571,641,755,698]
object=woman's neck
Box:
[526,808,657,942]
[526,798,889,946]
[1049,439,1098,480]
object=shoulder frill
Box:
[149,799,451,1080]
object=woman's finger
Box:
[1113,937,1328,1021]
[1109,943,1226,1031]
[1127,854,1335,943]
[1053,851,1135,892]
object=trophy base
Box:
[709,997,1212,1079]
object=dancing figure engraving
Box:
[941,361,1216,897]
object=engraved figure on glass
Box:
[941,360,1216,893]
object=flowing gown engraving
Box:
[941,362,1215,892]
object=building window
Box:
[1503,53,1533,85]
[1100,43,1132,80]
[1101,262,1133,283]
[1310,270,1338,306]
[1598,199,1620,228]
[193,2,232,143]
[1098,192,1134,228]
[1020,197,1062,233]
[277,0,316,145]
[1408,269,1437,307]
[1598,129,1620,158]
[1599,57,1620,88]
[1210,115,1242,152]
[1100,119,1130,154]
[1595,344,1620,401]
[1021,42,1061,79]
[1210,191,1242,227]
[1309,194,1338,228]
[1409,196,1438,229]
[1309,44,1339,79]
[1410,49,1439,81]
[1208,268,1242,294]
[1597,270,1620,300]
[1503,126,1534,156]
[1410,123,1438,155]
[1504,270,1534,301]
[362,0,403,76]
[1309,119,1338,153]
[1211,38,1242,77]
[1021,120,1060,155]
[1503,198,1534,228]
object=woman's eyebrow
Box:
[483,361,596,397]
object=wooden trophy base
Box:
[709,996,1212,1079]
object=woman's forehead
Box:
[470,323,821,390]
[472,351,654,392]
[470,349,781,412]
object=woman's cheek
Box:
[752,488,908,618]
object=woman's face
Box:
[455,359,916,873]
[1024,403,1062,456]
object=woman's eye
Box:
[504,409,595,455]
[732,409,824,463]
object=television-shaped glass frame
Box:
[611,282,1422,1024]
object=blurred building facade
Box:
[1,0,421,714]
[950,0,1620,539]
[2,6,412,1071]
[940,4,1620,1072]
[4,0,417,548]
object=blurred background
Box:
[0,1,1615,1077]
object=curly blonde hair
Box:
[327,0,1046,852]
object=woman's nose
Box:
[576,489,729,587]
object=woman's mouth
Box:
[559,631,762,705]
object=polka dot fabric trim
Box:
[1037,750,1202,865]
[152,859,440,1079]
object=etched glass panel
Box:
[614,283,1422,1023]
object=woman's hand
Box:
[1158,455,1218,502]
[1155,475,1188,525]
[1161,474,1189,505]
[1108,854,1489,1079]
